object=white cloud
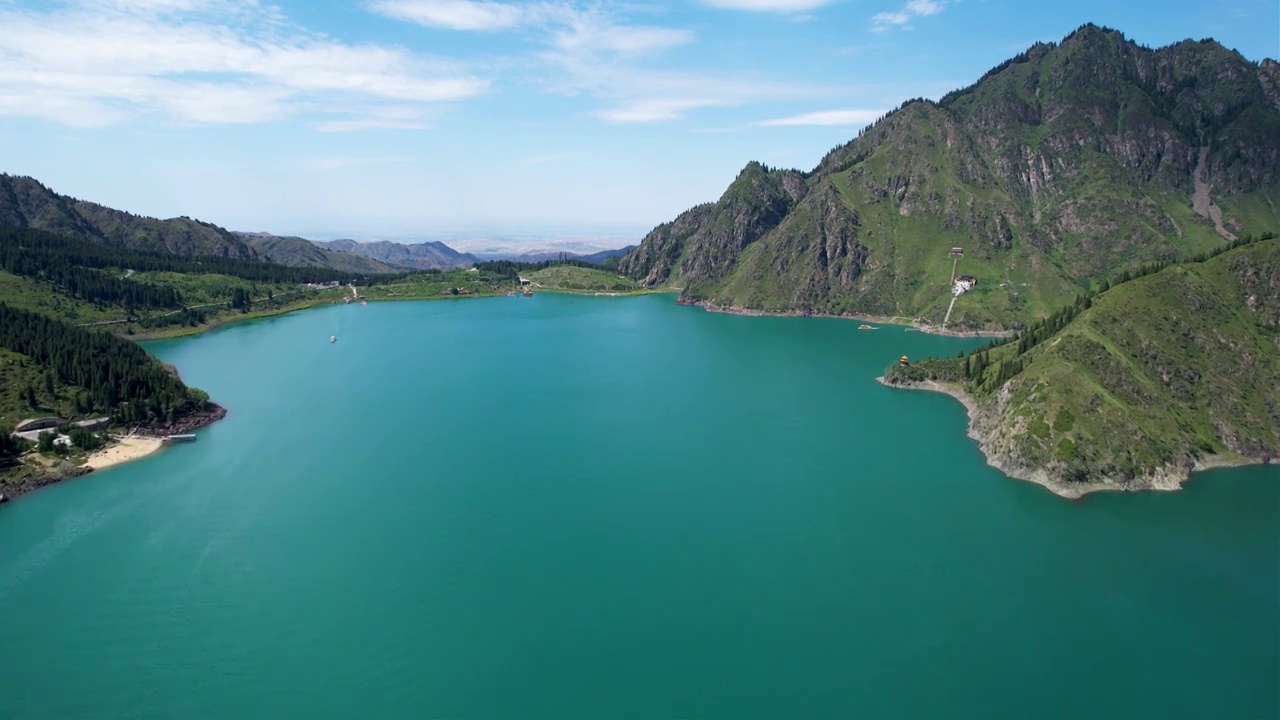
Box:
[756,108,886,126]
[571,66,831,124]
[595,98,716,123]
[870,0,952,30]
[374,0,757,124]
[0,0,487,128]
[551,24,693,54]
[370,0,694,54]
[698,0,838,11]
[872,0,947,31]
[372,0,832,124]
[366,0,526,31]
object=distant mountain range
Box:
[234,233,403,274]
[311,238,476,270]
[0,175,632,274]
[305,238,635,269]
[472,246,636,264]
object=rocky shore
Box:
[876,377,1277,499]
[0,402,227,506]
[127,402,228,437]
[0,465,93,504]
[682,298,1012,338]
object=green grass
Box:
[896,238,1280,485]
[361,270,514,301]
[525,265,645,294]
[0,271,121,324]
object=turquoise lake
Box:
[0,293,1276,719]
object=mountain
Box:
[884,234,1279,497]
[314,239,475,270]
[0,175,259,260]
[576,246,636,265]
[478,246,637,264]
[235,233,402,274]
[620,25,1280,330]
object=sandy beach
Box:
[84,436,165,471]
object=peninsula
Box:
[882,236,1280,497]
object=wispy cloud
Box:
[698,0,839,12]
[373,0,816,123]
[367,0,527,31]
[368,0,693,53]
[0,0,487,128]
[701,107,886,132]
[584,74,832,124]
[871,0,946,32]
[756,108,886,126]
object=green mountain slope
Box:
[0,175,259,260]
[236,233,402,274]
[885,235,1279,496]
[620,25,1280,330]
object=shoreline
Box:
[532,287,667,297]
[685,299,1012,338]
[876,377,1278,499]
[0,404,226,506]
[134,287,1005,344]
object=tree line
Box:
[0,229,182,310]
[475,258,600,280]
[0,227,376,286]
[0,303,209,426]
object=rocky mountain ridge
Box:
[620,25,1280,330]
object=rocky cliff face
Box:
[0,175,258,259]
[619,162,806,287]
[623,25,1280,329]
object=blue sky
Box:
[0,0,1276,247]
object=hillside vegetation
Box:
[885,235,1279,496]
[620,25,1280,330]
[0,175,258,259]
[525,265,644,293]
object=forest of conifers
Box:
[0,303,209,426]
[0,227,376,286]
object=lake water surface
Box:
[1,294,1276,719]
